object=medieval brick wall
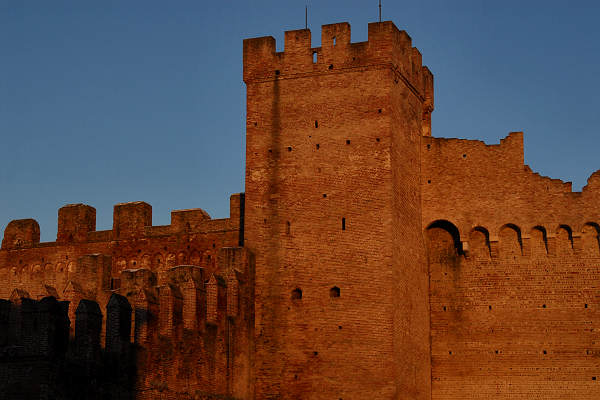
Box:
[0,194,254,399]
[423,135,600,399]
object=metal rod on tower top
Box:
[379,0,382,22]
[305,6,308,29]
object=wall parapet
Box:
[243,21,433,106]
[0,193,244,252]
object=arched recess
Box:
[530,226,548,256]
[582,223,600,256]
[499,224,523,258]
[469,227,491,260]
[190,251,201,266]
[556,225,574,255]
[153,253,164,271]
[141,254,151,269]
[177,251,187,265]
[425,220,463,264]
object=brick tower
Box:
[243,22,434,399]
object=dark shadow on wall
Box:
[0,295,137,400]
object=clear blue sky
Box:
[1,1,599,241]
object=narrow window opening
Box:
[378,108,382,113]
[495,350,499,354]
[341,218,346,230]
[462,154,467,158]
[333,36,336,46]
[313,51,317,64]
[427,144,431,149]
[346,139,350,145]
[489,305,492,310]
[543,350,547,354]
[275,70,280,76]
[443,306,447,311]
[313,351,318,356]
[330,286,340,298]
[585,303,588,308]
[316,144,320,149]
[543,304,547,308]
[288,146,292,152]
[323,194,327,198]
[593,376,597,381]
[449,351,452,355]
[338,325,342,329]
[427,180,431,184]
[212,243,216,248]
[376,138,380,142]
[286,221,291,234]
[292,288,302,300]
[328,64,333,70]
[315,120,318,128]
[268,149,272,153]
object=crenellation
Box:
[2,219,40,250]
[243,21,431,103]
[113,201,152,240]
[57,204,96,243]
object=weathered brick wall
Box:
[423,135,600,399]
[244,21,432,399]
[0,194,253,399]
[0,195,243,303]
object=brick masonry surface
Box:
[0,20,599,400]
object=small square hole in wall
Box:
[341,218,346,230]
[328,64,333,70]
[346,140,350,145]
[316,144,320,149]
[288,146,292,152]
[323,194,327,198]
[378,108,382,113]
[543,350,547,354]
[275,70,280,76]
[427,144,431,149]
[585,303,588,308]
[376,138,380,142]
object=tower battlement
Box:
[243,21,433,109]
